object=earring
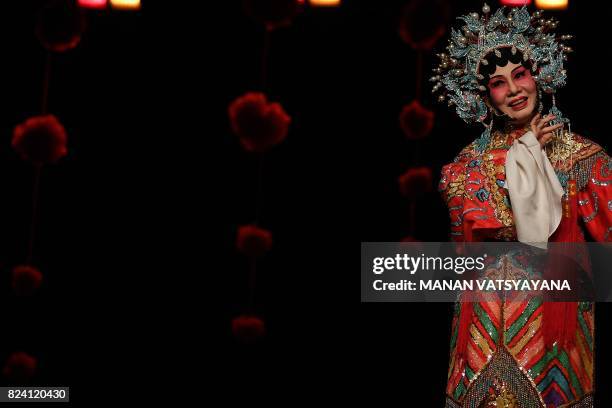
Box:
[537,87,543,113]
[492,108,505,117]
[485,100,505,118]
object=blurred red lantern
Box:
[36,0,86,53]
[78,0,107,9]
[398,0,450,51]
[12,115,68,165]
[398,167,433,197]
[232,315,266,343]
[399,100,434,140]
[3,352,37,382]
[229,92,290,153]
[12,265,43,296]
[500,0,532,6]
[237,225,273,257]
[243,0,302,30]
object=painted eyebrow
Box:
[488,66,525,80]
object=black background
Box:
[0,0,609,405]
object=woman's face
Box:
[487,62,537,125]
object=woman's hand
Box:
[530,113,564,148]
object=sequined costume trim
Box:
[581,192,599,223]
[462,347,544,407]
[445,392,593,407]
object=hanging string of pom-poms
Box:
[3,0,142,383]
[396,0,448,240]
[228,0,304,343]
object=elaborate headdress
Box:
[432,3,573,126]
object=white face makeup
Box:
[487,62,538,126]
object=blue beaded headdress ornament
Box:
[432,3,573,127]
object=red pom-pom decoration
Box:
[398,0,449,51]
[36,0,86,53]
[236,225,273,257]
[398,167,433,197]
[399,100,434,141]
[243,0,302,30]
[11,265,43,296]
[12,115,68,165]
[229,92,290,153]
[3,352,37,382]
[232,315,266,343]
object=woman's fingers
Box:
[537,114,555,127]
[540,133,554,146]
[534,115,557,134]
[529,114,561,147]
[531,113,541,129]
[540,123,564,134]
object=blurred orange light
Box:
[110,0,141,10]
[78,0,107,9]
[499,0,532,5]
[535,0,568,9]
[309,0,341,6]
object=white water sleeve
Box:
[504,131,564,248]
